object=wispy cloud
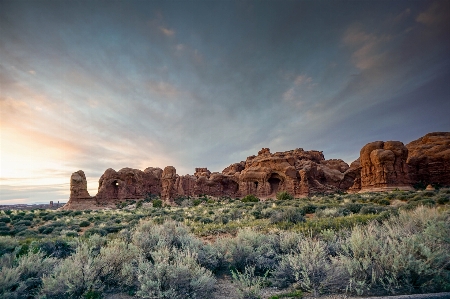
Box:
[159,26,175,36]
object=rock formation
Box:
[406,132,450,186]
[62,132,450,210]
[359,141,412,192]
[70,170,91,199]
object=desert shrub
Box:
[0,236,19,257]
[437,195,450,204]
[137,247,216,299]
[15,220,32,226]
[39,242,101,298]
[301,204,317,214]
[335,207,450,295]
[0,226,11,236]
[132,220,222,272]
[268,290,303,299]
[38,226,54,235]
[0,216,11,223]
[242,195,260,203]
[359,205,385,215]
[15,230,38,238]
[136,200,143,208]
[315,208,342,218]
[79,220,91,227]
[231,265,268,299]
[272,239,333,296]
[33,239,75,259]
[221,229,278,274]
[345,203,363,213]
[277,191,294,201]
[421,191,436,197]
[84,227,108,237]
[0,250,58,298]
[153,199,163,208]
[270,208,305,225]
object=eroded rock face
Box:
[70,170,91,199]
[63,131,449,210]
[161,166,177,203]
[406,132,450,186]
[238,148,350,197]
[360,141,412,191]
[95,167,162,203]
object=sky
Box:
[1,0,449,204]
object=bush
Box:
[79,220,91,227]
[0,236,19,257]
[84,228,108,237]
[221,229,278,274]
[242,195,259,203]
[1,250,58,298]
[153,199,163,208]
[231,265,268,299]
[277,191,294,201]
[137,247,216,299]
[270,208,305,224]
[0,216,11,223]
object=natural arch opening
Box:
[112,180,119,198]
[268,173,282,194]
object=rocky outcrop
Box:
[238,148,349,197]
[406,132,450,186]
[70,170,91,199]
[63,131,449,210]
[359,141,412,192]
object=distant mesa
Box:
[62,132,450,210]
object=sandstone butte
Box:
[62,132,450,210]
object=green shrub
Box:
[193,198,202,206]
[270,208,305,224]
[153,199,163,208]
[137,247,216,299]
[136,200,143,208]
[269,290,303,298]
[1,250,58,298]
[84,228,108,237]
[242,195,260,203]
[301,204,317,214]
[277,191,294,201]
[0,216,11,223]
[79,220,91,227]
[437,195,450,204]
[221,229,278,273]
[231,265,268,299]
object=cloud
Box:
[159,26,175,36]
[416,1,450,27]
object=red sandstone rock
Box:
[406,132,450,186]
[62,132,449,210]
[161,166,177,203]
[70,170,91,199]
[359,141,412,192]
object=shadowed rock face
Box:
[406,132,450,186]
[62,132,449,210]
[359,141,412,192]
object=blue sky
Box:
[1,0,449,203]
